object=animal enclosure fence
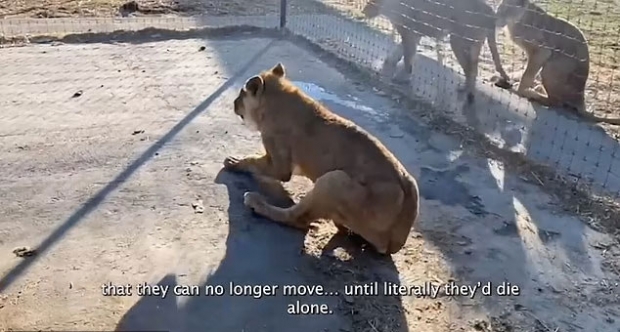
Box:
[280,0,620,200]
[0,0,618,201]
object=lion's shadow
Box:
[116,169,409,332]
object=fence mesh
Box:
[1,0,619,200]
[0,2,619,331]
[0,3,281,217]
[284,0,620,200]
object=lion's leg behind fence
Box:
[392,26,423,84]
[450,34,483,101]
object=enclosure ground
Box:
[0,33,618,332]
[0,0,325,18]
[0,0,277,17]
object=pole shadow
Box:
[0,40,276,294]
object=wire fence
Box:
[281,0,620,200]
[0,0,619,201]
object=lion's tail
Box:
[387,174,420,254]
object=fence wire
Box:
[0,4,280,214]
[0,0,619,200]
[284,0,620,199]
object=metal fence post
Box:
[280,0,287,28]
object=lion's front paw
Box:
[243,191,268,213]
[223,156,242,171]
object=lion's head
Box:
[233,62,286,131]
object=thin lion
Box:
[223,63,420,255]
[496,0,620,125]
[362,0,512,102]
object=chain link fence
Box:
[1,0,619,201]
[281,0,620,201]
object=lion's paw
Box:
[243,191,268,212]
[223,156,242,171]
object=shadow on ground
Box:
[116,169,409,332]
[1,26,411,331]
[0,34,275,292]
[273,63,605,329]
[286,0,620,197]
[461,97,593,271]
[1,15,614,330]
[279,4,613,327]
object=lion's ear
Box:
[271,63,286,77]
[244,75,264,96]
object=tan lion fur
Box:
[496,0,620,125]
[362,0,512,101]
[224,63,420,255]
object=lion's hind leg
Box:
[253,174,295,208]
[539,59,582,109]
[244,170,407,254]
[517,87,551,104]
[516,84,558,108]
[243,170,365,229]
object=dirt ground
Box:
[0,0,275,17]
[0,33,619,332]
[0,1,619,332]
